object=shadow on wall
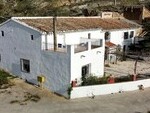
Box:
[54,84,70,98]
[12,63,38,85]
[12,63,21,77]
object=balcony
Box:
[42,39,103,54]
[74,43,88,53]
[42,42,67,53]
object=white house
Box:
[0,17,140,97]
[103,19,141,52]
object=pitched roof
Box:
[12,17,140,32]
[105,41,116,48]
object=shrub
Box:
[81,75,109,86]
[0,70,14,88]
[99,76,109,84]
[85,76,100,85]
[67,85,72,99]
[105,64,110,67]
[81,74,134,86]
[115,75,132,83]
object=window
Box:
[100,39,103,47]
[82,64,90,77]
[124,32,129,39]
[58,43,62,48]
[31,35,34,40]
[130,31,134,38]
[20,59,30,73]
[1,31,4,37]
[88,33,91,39]
[63,45,66,48]
[105,32,110,41]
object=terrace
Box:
[42,39,103,54]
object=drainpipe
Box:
[53,16,57,51]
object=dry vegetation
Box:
[0,0,149,23]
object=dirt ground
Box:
[0,78,150,113]
[105,59,150,77]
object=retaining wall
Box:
[71,79,150,99]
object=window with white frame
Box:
[20,59,30,73]
[124,32,129,39]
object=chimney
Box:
[53,16,57,51]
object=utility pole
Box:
[53,16,57,51]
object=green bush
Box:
[0,70,14,87]
[81,74,134,86]
[115,75,132,83]
[99,76,108,84]
[85,76,100,85]
[81,75,109,86]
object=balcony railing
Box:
[91,40,102,49]
[42,42,67,52]
[42,39,103,54]
[74,43,88,53]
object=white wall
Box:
[65,30,104,44]
[70,38,105,81]
[109,29,137,49]
[0,20,42,84]
[70,45,105,81]
[71,79,150,99]
[42,29,104,45]
[41,29,105,83]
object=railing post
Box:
[67,45,74,55]
[88,41,91,50]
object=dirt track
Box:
[105,60,150,77]
[0,78,150,113]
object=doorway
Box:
[82,64,91,77]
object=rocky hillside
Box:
[0,0,150,22]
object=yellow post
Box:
[37,75,45,89]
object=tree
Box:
[128,37,150,76]
[115,44,122,64]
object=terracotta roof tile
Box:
[14,17,139,32]
[105,41,116,47]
